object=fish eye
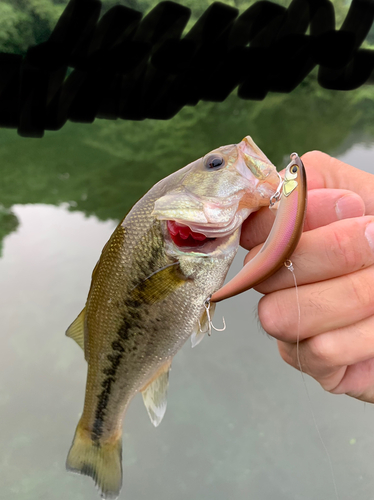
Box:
[290,165,298,174]
[205,155,225,170]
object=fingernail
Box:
[335,194,365,220]
[365,222,374,253]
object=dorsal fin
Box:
[66,308,85,352]
[141,360,172,427]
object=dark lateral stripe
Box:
[91,303,142,442]
[90,245,184,441]
[92,352,123,441]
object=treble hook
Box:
[200,296,226,336]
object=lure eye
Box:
[205,155,225,170]
[291,165,298,174]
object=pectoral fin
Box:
[141,360,172,427]
[66,308,85,352]
[131,263,185,305]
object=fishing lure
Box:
[210,153,307,303]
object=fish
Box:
[211,152,307,302]
[65,136,281,499]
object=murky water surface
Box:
[1,82,374,500]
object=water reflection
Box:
[1,205,115,499]
[2,137,374,499]
[338,142,374,175]
[1,72,374,498]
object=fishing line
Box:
[284,260,340,500]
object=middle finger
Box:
[253,216,374,294]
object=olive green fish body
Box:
[66,136,281,499]
[82,224,237,443]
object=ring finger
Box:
[258,264,374,343]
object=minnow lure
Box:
[210,153,307,303]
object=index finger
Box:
[240,152,369,250]
[302,151,374,212]
[240,188,364,250]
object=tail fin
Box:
[66,421,123,499]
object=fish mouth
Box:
[166,220,214,249]
[165,211,246,253]
[154,189,263,254]
[153,185,261,253]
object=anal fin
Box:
[141,360,171,427]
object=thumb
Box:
[302,151,374,214]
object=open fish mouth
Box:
[158,198,252,252]
[154,192,249,250]
[165,211,246,251]
[166,220,213,248]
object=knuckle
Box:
[301,150,330,167]
[347,271,374,311]
[328,226,363,271]
[278,341,295,366]
[320,379,339,394]
[308,334,335,365]
[258,293,293,340]
[258,295,282,337]
[302,150,325,161]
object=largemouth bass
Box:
[65,136,280,499]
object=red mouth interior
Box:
[167,220,211,248]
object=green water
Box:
[1,74,374,500]
[1,77,373,248]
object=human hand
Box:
[241,151,374,403]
